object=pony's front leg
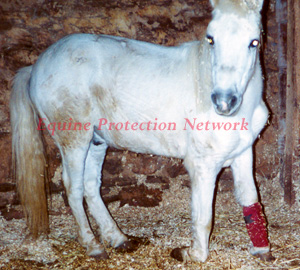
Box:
[171,155,220,263]
[231,147,274,261]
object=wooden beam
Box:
[276,0,288,200]
[281,0,300,205]
[276,0,300,206]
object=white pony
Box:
[10,0,274,262]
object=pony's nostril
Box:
[211,93,217,104]
[230,96,237,107]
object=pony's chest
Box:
[189,119,255,161]
[193,104,268,162]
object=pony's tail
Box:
[10,66,49,238]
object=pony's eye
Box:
[206,35,214,46]
[250,39,259,48]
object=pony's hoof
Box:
[254,251,275,262]
[115,236,148,253]
[170,248,185,262]
[90,250,109,260]
[170,246,208,262]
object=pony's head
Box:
[207,0,264,116]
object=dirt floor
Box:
[1,171,299,270]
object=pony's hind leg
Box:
[61,145,108,259]
[83,133,140,252]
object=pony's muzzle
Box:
[211,91,239,116]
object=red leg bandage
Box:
[243,202,269,248]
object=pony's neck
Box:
[193,38,214,114]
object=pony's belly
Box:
[95,127,187,158]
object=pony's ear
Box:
[209,0,220,8]
[244,0,264,12]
